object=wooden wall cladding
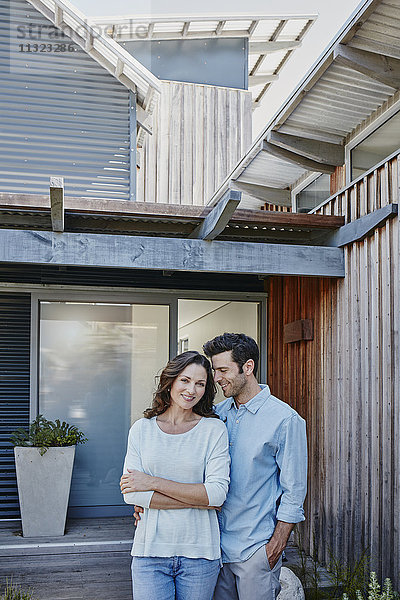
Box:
[267,154,400,589]
[283,319,313,343]
[137,81,251,205]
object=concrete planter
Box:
[14,445,75,537]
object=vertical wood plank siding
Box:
[267,153,399,587]
[137,81,252,205]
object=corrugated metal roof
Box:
[348,0,400,59]
[208,0,400,210]
[283,62,396,142]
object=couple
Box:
[120,333,307,600]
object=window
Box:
[295,174,331,213]
[350,110,400,180]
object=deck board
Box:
[0,518,331,599]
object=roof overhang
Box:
[91,13,317,106]
[207,0,400,210]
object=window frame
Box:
[345,99,400,185]
[291,172,329,213]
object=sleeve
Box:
[122,420,154,509]
[275,414,307,523]
[203,424,230,507]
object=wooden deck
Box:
[0,518,134,600]
[0,518,332,599]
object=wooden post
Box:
[49,177,64,232]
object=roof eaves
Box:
[207,0,396,209]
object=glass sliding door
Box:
[39,302,169,517]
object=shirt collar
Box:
[227,384,271,414]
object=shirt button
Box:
[229,442,233,446]
[236,420,239,424]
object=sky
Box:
[73,0,364,138]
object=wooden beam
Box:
[54,5,63,26]
[136,105,152,135]
[49,177,64,233]
[115,58,124,78]
[284,319,314,343]
[333,44,400,89]
[324,203,398,247]
[230,181,291,206]
[249,41,301,54]
[189,190,241,240]
[0,192,345,228]
[262,141,336,174]
[249,74,279,85]
[0,229,344,277]
[267,131,344,167]
[215,20,226,35]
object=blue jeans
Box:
[131,556,220,600]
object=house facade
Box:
[0,0,399,588]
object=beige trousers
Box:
[213,546,282,600]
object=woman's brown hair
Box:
[144,351,218,419]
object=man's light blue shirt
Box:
[215,384,307,563]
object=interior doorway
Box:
[178,299,260,403]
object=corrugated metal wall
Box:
[267,153,400,587]
[137,80,252,205]
[1,0,131,200]
[0,293,31,519]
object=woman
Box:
[120,351,230,600]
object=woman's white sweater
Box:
[123,416,230,560]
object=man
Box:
[129,332,307,600]
[202,333,307,600]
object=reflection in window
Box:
[39,302,169,514]
[351,110,400,180]
[296,174,331,213]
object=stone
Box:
[278,566,305,600]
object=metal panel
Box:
[0,293,31,519]
[122,38,248,90]
[0,0,132,201]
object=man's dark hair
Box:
[203,333,259,374]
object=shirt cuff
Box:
[123,490,154,509]
[204,482,227,507]
[276,506,305,523]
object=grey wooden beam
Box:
[230,181,291,206]
[249,74,279,85]
[136,106,152,135]
[249,41,301,54]
[0,229,344,278]
[262,141,336,174]
[189,190,241,240]
[267,131,344,167]
[324,203,398,247]
[334,44,400,89]
[49,177,64,232]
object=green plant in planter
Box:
[11,415,87,455]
